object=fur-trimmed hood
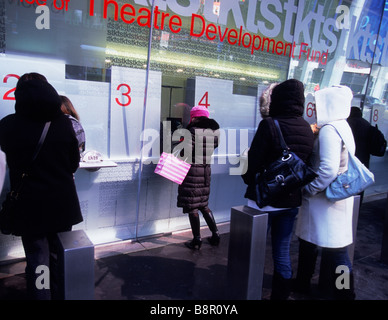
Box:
[187,117,220,131]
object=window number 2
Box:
[3,74,20,101]
[116,83,131,107]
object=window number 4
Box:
[198,92,210,108]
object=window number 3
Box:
[3,74,20,101]
[116,83,131,107]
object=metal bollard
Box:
[227,205,268,300]
[380,193,388,264]
[57,230,95,300]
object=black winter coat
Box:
[242,79,315,208]
[0,79,83,236]
[177,117,220,211]
[347,106,387,168]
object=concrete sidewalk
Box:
[0,197,387,300]
[93,197,388,300]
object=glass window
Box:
[0,0,387,257]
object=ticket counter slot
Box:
[79,150,117,171]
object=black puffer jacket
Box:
[242,79,315,208]
[177,117,220,211]
[0,79,83,236]
[347,106,387,168]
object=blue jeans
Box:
[267,208,299,279]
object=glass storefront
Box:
[0,0,387,261]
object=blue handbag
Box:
[325,124,375,202]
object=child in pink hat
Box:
[178,105,220,249]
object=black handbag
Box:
[0,122,51,235]
[255,119,317,208]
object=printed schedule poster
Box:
[110,66,161,159]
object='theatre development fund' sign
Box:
[23,0,388,67]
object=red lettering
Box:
[120,4,136,24]
[242,33,252,48]
[283,42,292,57]
[20,0,47,5]
[137,7,151,28]
[53,0,70,11]
[103,0,119,20]
[190,14,205,37]
[160,13,169,29]
[262,37,275,54]
[206,24,217,40]
[251,35,261,54]
[299,42,309,59]
[275,41,284,55]
[292,42,296,58]
[238,26,243,46]
[227,29,238,45]
[169,15,182,33]
[153,6,162,29]
[89,0,94,16]
[217,25,228,42]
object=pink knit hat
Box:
[190,105,209,120]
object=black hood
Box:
[269,79,305,117]
[349,106,363,118]
[14,79,62,121]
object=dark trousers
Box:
[296,238,355,299]
[21,229,70,300]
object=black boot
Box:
[185,237,202,250]
[201,209,220,246]
[271,271,292,300]
[185,212,202,250]
[294,239,318,295]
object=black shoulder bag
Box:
[0,122,51,235]
[255,119,317,208]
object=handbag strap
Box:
[325,123,359,175]
[325,123,354,153]
[272,119,290,152]
[31,121,51,162]
[11,122,51,196]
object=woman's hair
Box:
[259,82,278,118]
[60,95,80,121]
